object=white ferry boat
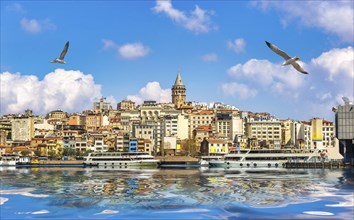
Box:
[209,149,326,169]
[199,153,225,167]
[84,152,160,168]
[0,153,20,166]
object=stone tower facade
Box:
[171,71,186,108]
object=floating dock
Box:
[16,160,85,167]
[284,161,348,169]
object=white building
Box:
[177,114,189,140]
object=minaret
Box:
[171,71,186,108]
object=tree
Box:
[21,150,31,157]
[183,138,199,157]
[34,150,41,157]
[48,150,57,160]
[63,148,76,157]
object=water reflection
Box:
[0,167,353,219]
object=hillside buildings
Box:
[0,71,345,161]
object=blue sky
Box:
[1,1,353,121]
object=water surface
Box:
[1,167,353,219]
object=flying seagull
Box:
[265,41,308,74]
[51,41,69,64]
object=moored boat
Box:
[0,153,20,166]
[83,152,160,168]
[209,149,327,169]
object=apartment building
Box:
[215,111,243,141]
[133,124,154,140]
[120,110,140,133]
[12,116,34,142]
[193,125,214,144]
[85,112,102,131]
[74,138,88,152]
[163,115,178,137]
[68,113,86,126]
[117,99,136,111]
[245,120,282,149]
[189,110,215,138]
[46,110,68,126]
[93,97,112,113]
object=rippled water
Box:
[0,167,353,219]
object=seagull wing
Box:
[59,41,69,60]
[291,62,308,74]
[265,41,291,60]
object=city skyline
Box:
[1,1,353,121]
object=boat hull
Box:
[210,160,287,169]
[0,161,17,166]
[84,159,160,168]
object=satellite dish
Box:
[342,97,350,103]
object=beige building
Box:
[301,121,312,150]
[309,118,335,150]
[322,120,335,148]
[281,119,292,146]
[85,112,102,131]
[115,134,125,152]
[120,110,140,132]
[93,97,112,113]
[144,139,153,155]
[117,100,136,111]
[133,124,154,140]
[12,116,34,142]
[163,115,178,137]
[189,110,215,138]
[245,120,282,149]
[68,114,86,126]
[177,114,189,140]
[46,110,68,125]
[139,101,162,122]
[215,111,243,141]
[193,125,214,144]
[32,136,64,157]
[0,119,12,145]
[74,138,88,152]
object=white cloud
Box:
[222,82,257,99]
[311,46,354,81]
[118,43,150,60]
[153,0,215,34]
[101,39,149,60]
[127,82,171,105]
[253,1,354,42]
[0,69,102,115]
[318,92,332,101]
[227,38,246,53]
[201,53,218,62]
[227,59,305,91]
[20,18,56,33]
[101,39,117,50]
[310,47,354,114]
[6,3,25,13]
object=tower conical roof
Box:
[174,71,184,86]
